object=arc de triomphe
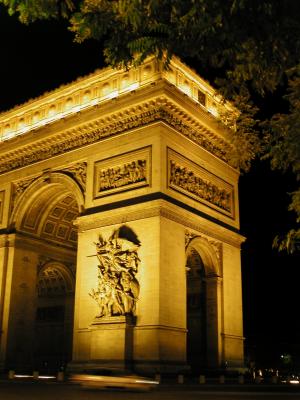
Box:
[0,56,244,374]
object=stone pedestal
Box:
[89,315,135,370]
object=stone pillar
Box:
[71,206,188,374]
[0,234,11,371]
[133,214,187,373]
[0,235,39,372]
[205,275,223,368]
[221,243,244,369]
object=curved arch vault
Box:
[0,57,245,374]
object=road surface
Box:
[1,381,300,400]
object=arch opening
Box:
[7,176,80,373]
[185,236,222,372]
[34,262,75,372]
[186,248,207,372]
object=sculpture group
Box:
[90,229,140,318]
[99,159,147,192]
[170,160,231,212]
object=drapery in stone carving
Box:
[170,160,232,213]
[99,160,146,192]
[90,227,140,318]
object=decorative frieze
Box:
[94,147,151,198]
[160,108,229,161]
[0,99,231,176]
[168,149,234,218]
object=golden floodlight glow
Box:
[0,55,245,374]
[0,56,235,142]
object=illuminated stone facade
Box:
[0,56,244,373]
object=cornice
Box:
[159,204,245,248]
[75,199,245,248]
[0,86,233,175]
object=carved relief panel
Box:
[93,146,151,199]
[168,148,234,218]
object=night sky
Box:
[0,5,299,369]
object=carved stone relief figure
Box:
[99,159,147,192]
[170,160,232,213]
[61,162,87,192]
[185,231,198,249]
[11,177,37,212]
[89,226,141,318]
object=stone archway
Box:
[3,173,83,372]
[186,248,207,371]
[0,57,246,374]
[10,172,84,231]
[185,235,222,371]
[34,261,75,371]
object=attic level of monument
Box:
[0,56,244,374]
[0,56,235,141]
[0,57,237,176]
